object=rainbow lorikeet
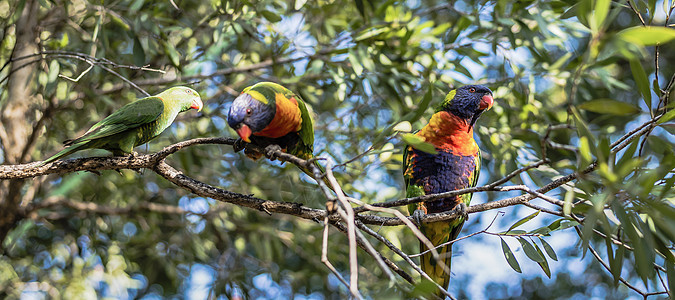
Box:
[41,86,202,164]
[227,82,334,190]
[403,85,493,295]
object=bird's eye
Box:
[246,108,252,115]
[469,87,476,93]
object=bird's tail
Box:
[419,221,454,297]
[39,142,88,165]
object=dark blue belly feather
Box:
[408,148,477,213]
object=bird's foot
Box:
[412,208,426,227]
[451,202,468,221]
[233,139,246,153]
[264,144,282,161]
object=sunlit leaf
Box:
[593,0,610,30]
[578,99,640,115]
[618,26,675,46]
[47,60,59,83]
[657,109,675,124]
[401,133,437,154]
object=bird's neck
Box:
[416,111,478,156]
[156,98,182,132]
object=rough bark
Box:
[0,0,40,244]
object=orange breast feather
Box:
[416,111,479,156]
[256,94,302,138]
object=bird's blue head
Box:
[227,88,276,142]
[439,84,493,129]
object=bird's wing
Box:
[66,97,164,145]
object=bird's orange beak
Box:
[479,94,493,110]
[236,124,252,143]
[191,98,203,112]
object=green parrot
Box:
[227,82,335,191]
[403,85,493,296]
[41,86,203,165]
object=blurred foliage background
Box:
[1,0,675,298]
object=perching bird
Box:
[227,82,333,190]
[403,85,493,296]
[41,86,203,165]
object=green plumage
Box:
[41,86,202,165]
[402,85,493,297]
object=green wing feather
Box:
[67,97,164,145]
[292,93,315,158]
[41,97,164,164]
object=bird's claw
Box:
[264,144,282,160]
[452,202,468,221]
[233,139,246,153]
[412,209,425,227]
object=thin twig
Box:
[321,216,351,290]
[411,212,503,258]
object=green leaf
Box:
[571,107,597,158]
[563,189,574,216]
[401,133,437,155]
[538,237,558,261]
[612,201,654,285]
[593,0,610,30]
[354,26,389,42]
[409,85,434,124]
[578,99,641,115]
[668,261,675,296]
[260,10,282,23]
[561,2,580,19]
[500,238,522,273]
[59,32,69,48]
[518,237,545,262]
[109,12,131,31]
[529,226,551,236]
[47,60,59,83]
[133,37,146,66]
[657,109,675,124]
[294,0,307,10]
[548,219,579,232]
[355,0,367,20]
[507,210,540,232]
[629,59,652,110]
[348,49,363,76]
[370,85,433,147]
[163,41,180,67]
[618,26,675,46]
[610,242,625,286]
[532,241,551,278]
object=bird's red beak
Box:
[236,124,252,143]
[191,98,203,112]
[479,94,494,110]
